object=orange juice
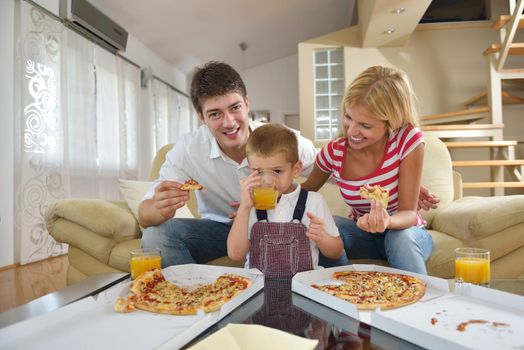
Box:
[455,257,490,286]
[253,187,279,210]
[130,255,162,279]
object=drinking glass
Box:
[130,248,162,279]
[252,171,279,210]
[455,247,490,287]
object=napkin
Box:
[188,323,318,350]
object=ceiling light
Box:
[384,28,396,34]
[393,7,405,14]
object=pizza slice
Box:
[114,297,136,313]
[180,179,204,191]
[359,185,389,209]
[312,270,426,310]
[115,271,252,316]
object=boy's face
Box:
[248,152,302,195]
[198,92,251,161]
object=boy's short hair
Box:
[190,61,247,114]
[246,123,299,164]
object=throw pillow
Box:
[118,179,194,223]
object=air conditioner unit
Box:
[60,0,128,52]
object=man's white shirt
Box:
[143,121,317,223]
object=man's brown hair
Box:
[190,61,247,114]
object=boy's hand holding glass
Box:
[238,172,260,210]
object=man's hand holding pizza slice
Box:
[150,180,190,220]
[140,178,204,226]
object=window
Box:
[313,48,344,140]
[152,78,193,152]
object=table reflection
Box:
[187,277,419,349]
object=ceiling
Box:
[89,0,358,74]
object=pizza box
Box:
[0,264,264,350]
[371,282,524,350]
[291,264,449,324]
[292,264,524,350]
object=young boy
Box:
[227,123,344,277]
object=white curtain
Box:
[65,30,139,199]
[15,1,68,263]
[14,1,140,264]
[152,78,194,152]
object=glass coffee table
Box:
[1,273,522,349]
[186,278,423,349]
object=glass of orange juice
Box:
[130,248,162,279]
[455,247,490,287]
[252,171,279,210]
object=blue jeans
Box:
[318,248,349,268]
[334,216,433,274]
[141,218,231,267]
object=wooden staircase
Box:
[421,0,524,196]
[420,106,489,125]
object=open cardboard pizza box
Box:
[292,264,524,350]
[0,264,264,350]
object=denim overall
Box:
[249,189,313,278]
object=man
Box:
[139,61,439,267]
[138,61,320,267]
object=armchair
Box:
[45,137,524,285]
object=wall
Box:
[299,23,524,196]
[243,54,300,126]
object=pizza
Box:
[114,269,251,315]
[360,185,389,208]
[312,270,426,310]
[180,179,204,190]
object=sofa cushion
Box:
[490,245,524,279]
[419,137,455,227]
[69,246,122,276]
[110,238,141,272]
[426,230,465,279]
[432,195,524,240]
[466,223,524,261]
[46,199,140,240]
[51,219,116,263]
[118,179,194,224]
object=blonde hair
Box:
[246,123,299,164]
[340,65,419,136]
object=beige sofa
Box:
[45,137,524,285]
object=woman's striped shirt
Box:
[316,124,425,227]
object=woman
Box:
[302,65,433,274]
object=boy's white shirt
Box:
[245,184,340,269]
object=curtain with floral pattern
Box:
[14,1,140,264]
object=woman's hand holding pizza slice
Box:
[357,199,391,233]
